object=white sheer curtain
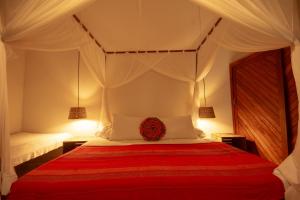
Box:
[0,38,15,195]
[152,52,196,83]
[2,0,94,42]
[104,50,218,127]
[212,20,292,52]
[0,0,95,194]
[191,0,299,42]
[192,39,220,123]
[83,51,197,137]
[191,0,300,199]
[7,18,87,51]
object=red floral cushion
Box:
[139,117,166,141]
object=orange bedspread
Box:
[8,142,284,200]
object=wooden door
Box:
[230,50,288,164]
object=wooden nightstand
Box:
[63,136,96,153]
[212,133,247,151]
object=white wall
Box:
[109,70,193,118]
[22,50,102,136]
[7,49,26,134]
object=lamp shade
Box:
[68,107,87,119]
[199,106,215,118]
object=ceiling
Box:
[77,0,218,51]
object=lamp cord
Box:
[77,51,80,108]
[203,78,206,106]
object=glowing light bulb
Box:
[196,119,214,138]
[69,119,99,136]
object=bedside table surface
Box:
[63,137,98,153]
[212,133,246,138]
[63,136,98,142]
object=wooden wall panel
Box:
[230,50,288,164]
[282,47,299,152]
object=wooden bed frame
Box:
[14,147,63,177]
[1,147,63,199]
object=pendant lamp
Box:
[199,78,215,118]
[68,51,87,119]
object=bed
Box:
[8,138,284,200]
[10,132,71,167]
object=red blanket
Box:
[9,142,284,200]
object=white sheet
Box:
[84,137,212,146]
[10,132,71,166]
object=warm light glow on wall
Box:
[196,119,214,138]
[68,120,103,136]
[195,118,233,139]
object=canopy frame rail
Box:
[73,15,106,53]
[196,18,222,51]
[106,49,196,54]
[73,15,222,55]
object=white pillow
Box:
[110,114,197,141]
[110,114,143,140]
[163,115,197,139]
